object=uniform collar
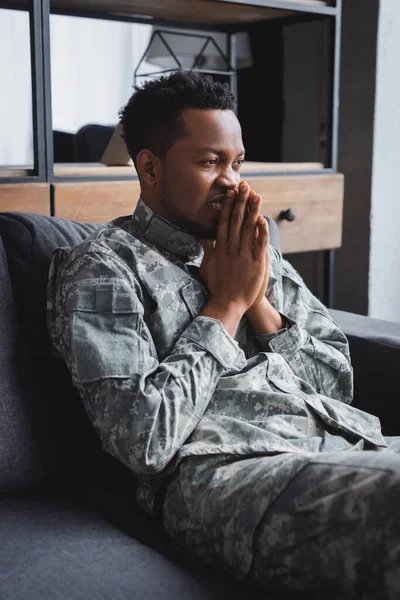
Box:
[129,197,203,264]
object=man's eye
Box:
[202,159,218,165]
[234,159,245,169]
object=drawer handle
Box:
[278,208,297,222]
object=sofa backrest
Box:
[0,212,101,491]
[0,235,49,490]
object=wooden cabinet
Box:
[251,173,343,254]
[53,180,141,222]
[51,171,343,256]
[0,184,50,215]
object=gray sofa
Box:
[1,211,399,600]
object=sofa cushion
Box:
[0,490,257,600]
[0,212,100,489]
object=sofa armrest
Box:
[329,308,400,436]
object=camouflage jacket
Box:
[47,197,387,515]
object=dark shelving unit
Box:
[0,0,342,306]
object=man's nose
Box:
[216,166,240,190]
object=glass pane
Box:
[49,10,335,175]
[0,6,34,175]
[50,14,153,175]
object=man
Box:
[47,71,400,598]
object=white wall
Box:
[369,0,400,321]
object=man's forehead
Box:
[180,109,244,153]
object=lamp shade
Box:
[145,27,252,71]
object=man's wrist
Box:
[246,297,285,334]
[200,300,245,338]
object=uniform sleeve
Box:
[264,249,353,405]
[52,252,246,476]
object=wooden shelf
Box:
[5,0,335,24]
[0,161,324,179]
[48,0,333,26]
[51,161,324,177]
[0,167,33,178]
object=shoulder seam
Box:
[60,244,138,288]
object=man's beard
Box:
[160,187,218,240]
[174,217,217,240]
[164,196,217,239]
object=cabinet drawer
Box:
[0,184,50,215]
[53,181,141,223]
[249,173,344,254]
[53,174,344,254]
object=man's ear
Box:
[136,149,160,186]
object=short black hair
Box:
[119,70,237,167]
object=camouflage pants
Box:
[162,439,400,599]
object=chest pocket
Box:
[69,279,144,383]
[147,279,208,360]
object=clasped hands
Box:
[200,181,284,338]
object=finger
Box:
[241,193,261,250]
[245,189,258,218]
[228,181,249,250]
[253,216,269,262]
[215,189,235,248]
[251,191,262,239]
[244,188,256,215]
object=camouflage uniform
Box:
[47,198,400,598]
